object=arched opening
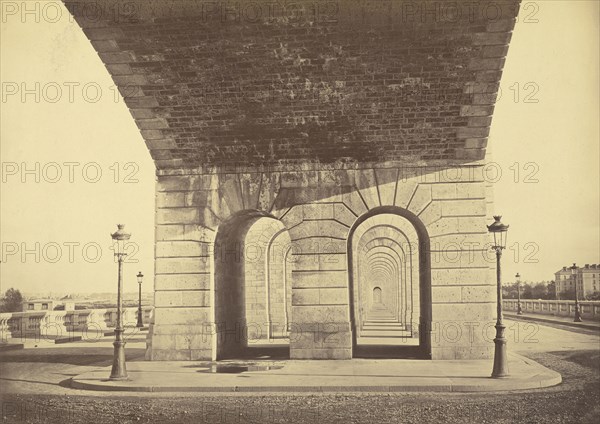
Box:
[348,206,432,359]
[372,287,382,304]
[213,210,292,360]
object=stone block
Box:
[464,138,488,149]
[431,183,457,200]
[319,169,354,186]
[395,180,418,209]
[258,173,281,212]
[292,270,347,288]
[418,202,442,227]
[292,289,320,306]
[153,307,212,325]
[156,224,184,241]
[456,146,484,160]
[83,27,124,40]
[426,217,459,237]
[342,189,369,217]
[136,117,169,130]
[90,40,119,52]
[456,126,491,138]
[431,303,494,328]
[155,273,211,291]
[280,171,319,188]
[319,288,348,305]
[486,19,516,33]
[375,168,399,205]
[354,169,380,209]
[175,333,211,351]
[98,51,135,64]
[155,290,210,308]
[149,333,177,350]
[292,238,345,256]
[290,326,352,349]
[302,203,334,220]
[145,138,177,150]
[468,58,506,71]
[431,286,461,303]
[105,63,131,75]
[430,249,489,269]
[407,184,431,215]
[334,203,357,227]
[290,348,352,360]
[156,207,199,225]
[156,241,208,258]
[292,305,349,323]
[157,175,215,192]
[457,216,488,233]
[460,105,494,117]
[461,286,495,303]
[467,116,492,127]
[482,45,510,58]
[237,173,262,209]
[456,183,486,199]
[472,32,512,46]
[156,192,185,208]
[155,257,205,274]
[293,255,320,271]
[319,253,347,271]
[441,199,486,217]
[113,74,149,86]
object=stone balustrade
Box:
[503,299,600,321]
[0,306,154,342]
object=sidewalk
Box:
[505,312,600,331]
[71,353,561,393]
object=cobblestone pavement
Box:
[0,324,598,423]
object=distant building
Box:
[555,264,600,298]
[21,299,54,312]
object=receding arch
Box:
[347,206,432,359]
[213,209,292,360]
[373,287,383,304]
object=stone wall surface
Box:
[152,164,495,360]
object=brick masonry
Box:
[64,0,520,360]
[66,0,519,169]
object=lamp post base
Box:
[109,338,128,380]
[136,308,144,328]
[574,302,583,322]
[491,323,509,378]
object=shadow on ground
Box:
[0,348,146,366]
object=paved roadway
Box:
[0,319,598,397]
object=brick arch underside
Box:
[66,0,520,169]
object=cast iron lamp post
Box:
[136,272,144,328]
[488,215,509,378]
[571,263,583,322]
[110,224,130,380]
[516,272,523,315]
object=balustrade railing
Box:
[0,306,154,342]
[503,299,600,321]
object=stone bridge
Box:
[64,0,521,360]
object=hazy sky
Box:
[1,1,599,294]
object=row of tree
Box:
[503,281,600,301]
[0,288,23,313]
